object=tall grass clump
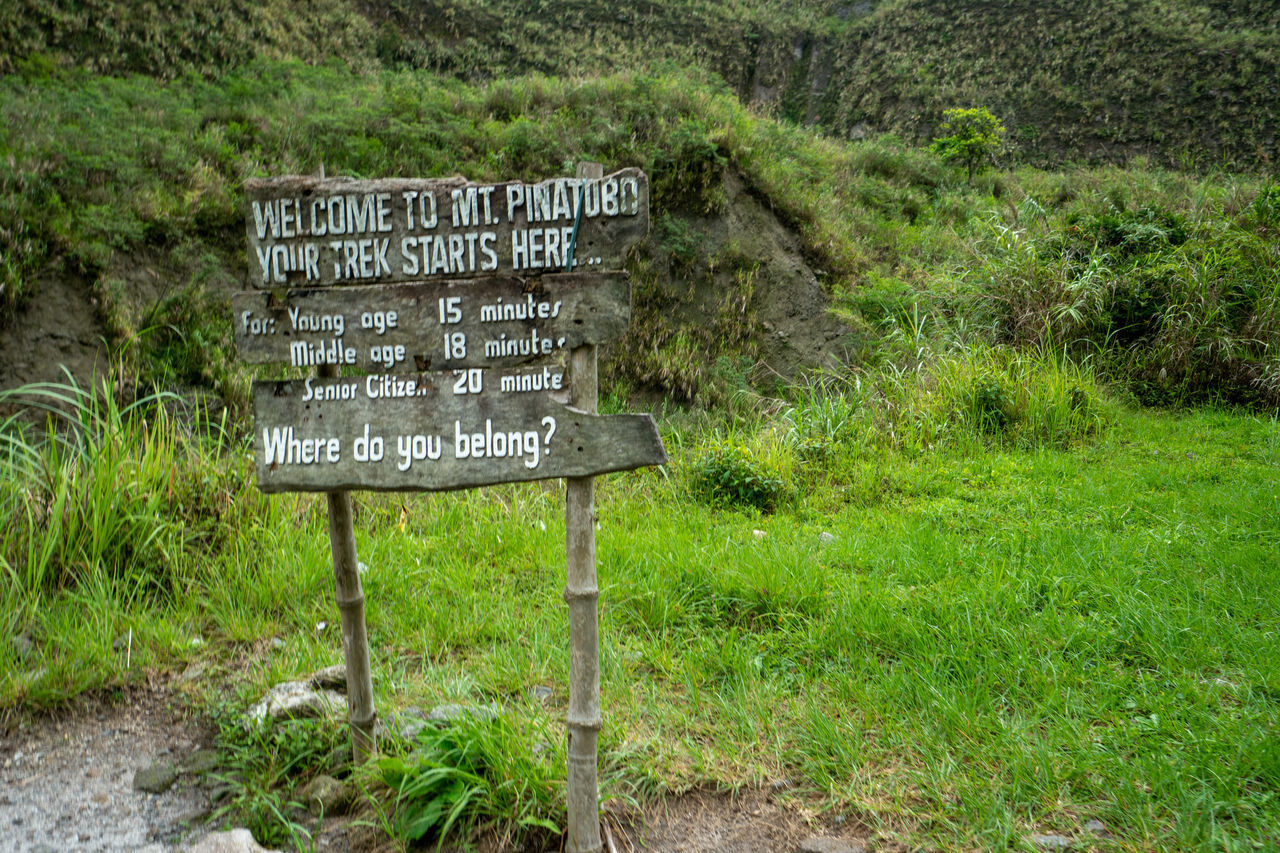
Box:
[376,714,565,849]
[780,372,865,462]
[957,177,1280,409]
[868,344,1109,451]
[209,710,347,850]
[0,379,210,604]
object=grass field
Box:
[2,372,1276,851]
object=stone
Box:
[187,828,282,853]
[245,681,346,725]
[132,761,179,794]
[818,531,837,545]
[752,529,767,539]
[428,702,500,723]
[1028,834,1074,851]
[1083,819,1110,837]
[183,747,221,775]
[308,664,347,691]
[322,743,352,773]
[375,706,431,744]
[298,773,349,817]
[176,661,207,684]
[11,632,35,661]
[529,685,554,703]
[797,838,866,853]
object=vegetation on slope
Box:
[822,0,1280,168]
[3,0,1279,168]
[4,62,1276,408]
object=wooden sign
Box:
[238,163,659,851]
[232,273,629,372]
[252,371,666,492]
[245,169,648,287]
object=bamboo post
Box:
[319,361,377,763]
[564,161,604,853]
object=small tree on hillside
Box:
[930,107,1007,184]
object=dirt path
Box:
[0,690,875,853]
[0,692,214,853]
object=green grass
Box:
[3,372,1277,851]
[3,0,1277,169]
[2,62,1277,405]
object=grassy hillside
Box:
[3,329,1278,852]
[822,0,1280,168]
[4,63,1276,410]
[3,0,1279,168]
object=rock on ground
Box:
[186,828,281,853]
[244,681,346,725]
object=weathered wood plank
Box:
[232,273,629,371]
[252,370,666,492]
[244,169,648,287]
[564,158,605,853]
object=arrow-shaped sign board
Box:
[245,169,648,288]
[252,370,666,493]
[232,273,629,372]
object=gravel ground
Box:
[0,690,877,853]
[0,693,214,853]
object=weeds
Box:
[210,711,346,850]
[955,180,1280,408]
[376,714,563,849]
[0,378,190,601]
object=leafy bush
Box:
[930,107,1007,183]
[958,191,1280,409]
[688,442,787,511]
[967,371,1016,434]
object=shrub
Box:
[957,191,1280,409]
[967,371,1016,434]
[688,442,787,512]
[930,107,1007,184]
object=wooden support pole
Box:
[320,362,377,763]
[564,161,604,853]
